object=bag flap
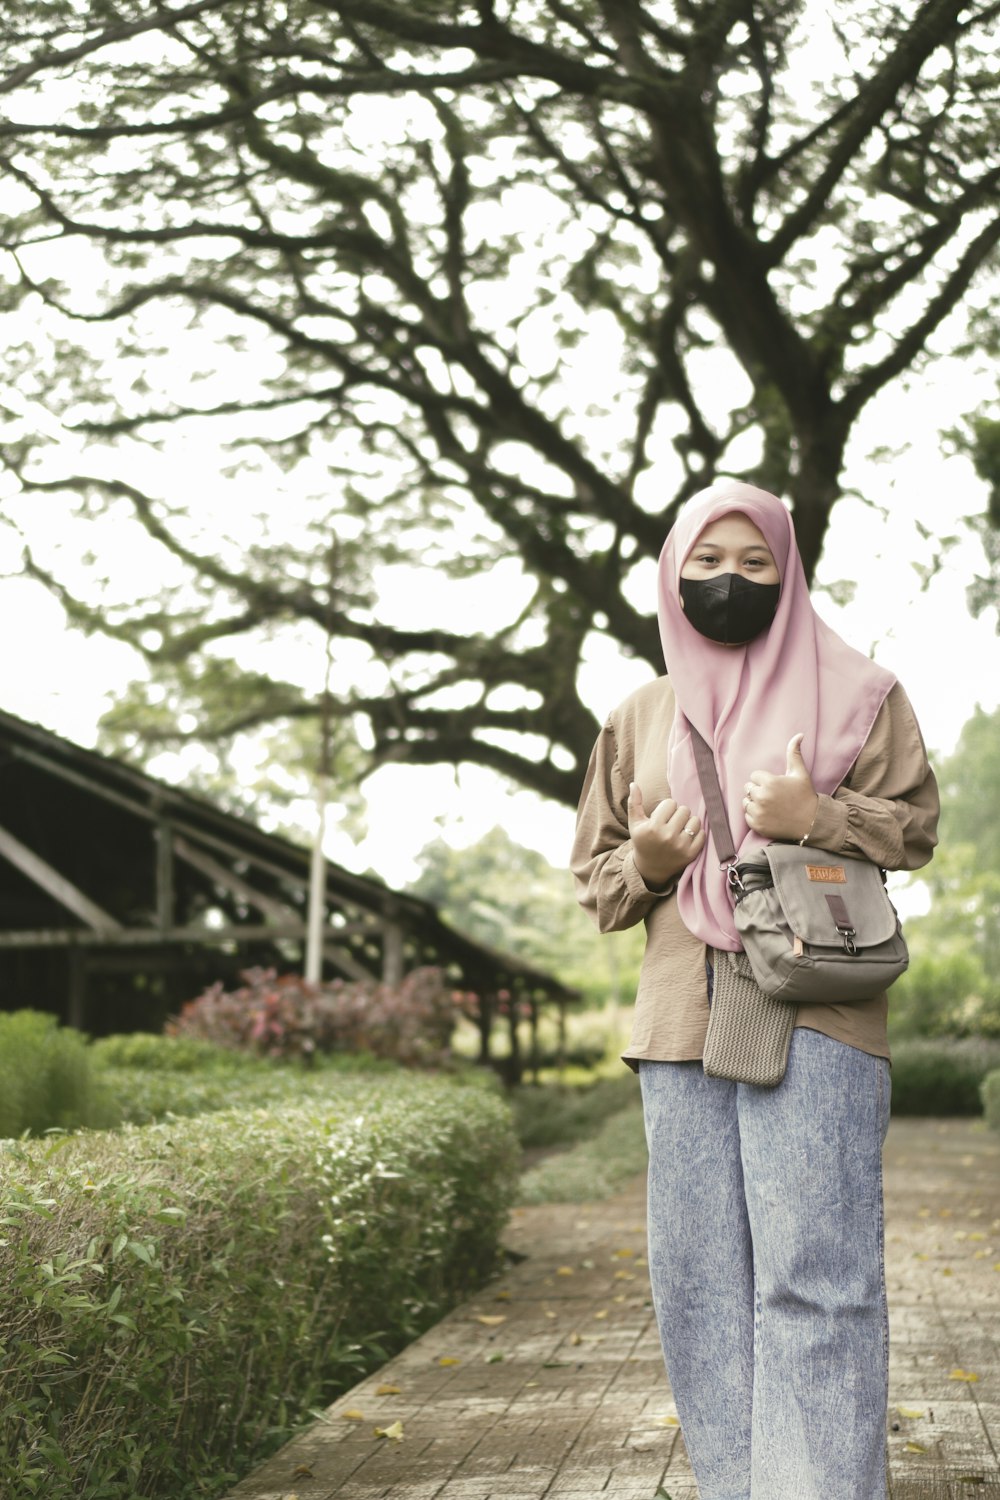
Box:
[762,844,899,948]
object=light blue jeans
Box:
[639,1028,891,1500]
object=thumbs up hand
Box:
[744,733,820,842]
[627,783,706,889]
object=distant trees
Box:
[892,704,1000,1038]
[408,826,644,1006]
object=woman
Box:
[571,481,939,1500]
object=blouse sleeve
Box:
[570,715,678,933]
[803,682,939,871]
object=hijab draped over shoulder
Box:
[658,481,896,951]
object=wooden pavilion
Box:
[0,710,577,1078]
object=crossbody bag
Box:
[689,726,909,1085]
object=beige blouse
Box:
[571,678,940,1068]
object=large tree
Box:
[0,0,998,805]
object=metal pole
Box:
[305,544,337,984]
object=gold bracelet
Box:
[798,799,820,847]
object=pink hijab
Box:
[659,480,896,951]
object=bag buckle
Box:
[836,924,858,956]
[726,861,746,898]
[824,892,859,955]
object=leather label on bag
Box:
[805,864,847,883]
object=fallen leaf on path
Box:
[544,1310,558,1319]
[556,1266,575,1276]
[486,1352,504,1363]
[374,1420,404,1441]
[341,1409,365,1421]
[594,1309,608,1319]
[896,1406,925,1419]
[903,1440,928,1454]
[494,1290,511,1300]
[570,1332,583,1346]
[614,1270,636,1281]
[291,1466,313,1478]
[375,1384,401,1396]
[475,1314,506,1326]
[949,1368,980,1382]
[655,1414,680,1427]
[437,1356,461,1367]
[612,1248,634,1258]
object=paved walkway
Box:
[224,1118,1000,1500]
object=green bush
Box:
[509,1072,639,1151]
[90,1033,253,1072]
[982,1068,1000,1131]
[0,1073,517,1500]
[0,1012,110,1138]
[95,1045,399,1129]
[889,1037,1000,1116]
[517,1099,648,1204]
[888,950,1000,1039]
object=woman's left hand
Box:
[744,734,819,842]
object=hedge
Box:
[888,1037,1000,1116]
[0,1012,111,1138]
[0,1074,518,1500]
[983,1068,1000,1131]
[93,1039,396,1129]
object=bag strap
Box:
[688,724,738,867]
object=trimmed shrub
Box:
[96,1047,397,1128]
[0,1011,109,1138]
[889,1037,1000,1116]
[983,1068,1000,1131]
[169,965,463,1064]
[89,1033,251,1073]
[0,1073,517,1500]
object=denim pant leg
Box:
[639,1061,754,1500]
[738,1028,892,1500]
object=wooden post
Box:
[67,946,86,1031]
[477,992,493,1066]
[156,818,174,932]
[507,993,522,1085]
[528,997,540,1083]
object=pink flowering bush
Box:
[168,966,470,1066]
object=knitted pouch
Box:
[702,948,796,1088]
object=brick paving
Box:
[223,1117,1000,1500]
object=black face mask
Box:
[679,573,780,645]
